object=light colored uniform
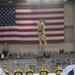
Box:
[37,21,47,46]
[26,69,34,75]
[39,68,49,75]
[14,69,22,75]
[4,69,9,75]
[55,66,62,75]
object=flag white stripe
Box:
[16,14,64,18]
[0,36,64,41]
[0,25,64,29]
[0,31,64,35]
[16,8,64,13]
[16,19,64,24]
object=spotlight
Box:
[44,0,49,2]
[63,0,67,2]
[8,0,13,3]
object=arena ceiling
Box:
[0,0,74,4]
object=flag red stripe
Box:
[16,22,64,26]
[43,22,64,25]
[16,11,64,15]
[46,28,64,31]
[0,28,64,32]
[0,34,64,37]
[0,28,64,31]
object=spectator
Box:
[3,50,8,58]
[59,49,62,54]
[61,49,64,54]
[43,51,46,58]
[1,53,4,61]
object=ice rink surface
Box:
[23,73,55,75]
[10,73,55,75]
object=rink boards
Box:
[23,73,55,75]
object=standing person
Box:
[39,67,49,75]
[37,19,47,46]
[4,67,9,75]
[55,66,62,75]
[26,68,34,75]
[14,68,22,75]
[1,53,4,61]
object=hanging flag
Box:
[0,4,64,44]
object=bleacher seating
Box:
[0,52,75,73]
[0,56,74,73]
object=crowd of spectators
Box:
[0,50,20,61]
[0,50,37,61]
[0,49,74,62]
[48,59,72,67]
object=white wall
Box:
[64,3,73,26]
[44,43,73,52]
[0,44,4,53]
[8,44,39,54]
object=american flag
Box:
[0,4,64,44]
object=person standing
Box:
[1,53,4,61]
